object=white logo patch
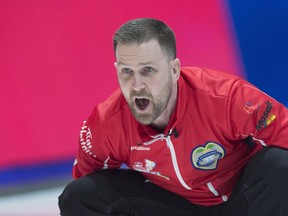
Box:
[133,159,170,180]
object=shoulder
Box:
[180,67,242,97]
[93,88,129,122]
[84,88,131,142]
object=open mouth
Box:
[135,98,150,111]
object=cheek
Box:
[119,80,131,99]
[155,77,172,97]
[153,75,169,91]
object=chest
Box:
[126,120,244,188]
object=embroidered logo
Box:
[243,102,257,114]
[132,159,170,180]
[80,120,96,158]
[256,101,276,131]
[191,142,225,170]
[130,146,151,151]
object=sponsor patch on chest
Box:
[191,141,225,170]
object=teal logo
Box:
[191,142,225,170]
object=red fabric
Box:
[73,67,288,206]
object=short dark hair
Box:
[113,18,176,60]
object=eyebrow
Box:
[117,61,156,67]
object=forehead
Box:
[115,40,168,65]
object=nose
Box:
[131,74,145,91]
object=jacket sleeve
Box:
[227,79,288,148]
[72,106,122,179]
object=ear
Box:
[171,58,181,82]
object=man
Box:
[59,18,288,216]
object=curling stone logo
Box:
[191,142,225,170]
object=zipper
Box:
[144,134,165,145]
[144,129,192,190]
[166,135,192,190]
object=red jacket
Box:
[73,67,288,206]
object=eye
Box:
[142,66,155,74]
[121,68,133,74]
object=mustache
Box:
[130,89,152,98]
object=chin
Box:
[134,114,155,125]
[136,117,153,125]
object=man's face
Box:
[115,39,177,125]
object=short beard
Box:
[129,99,163,125]
[128,79,172,125]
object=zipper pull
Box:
[166,128,179,138]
